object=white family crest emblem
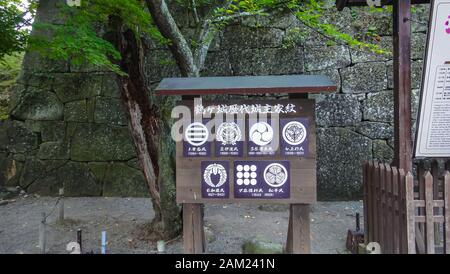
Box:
[185,122,209,146]
[249,122,274,146]
[203,163,227,188]
[216,122,242,145]
[263,163,288,188]
[282,121,307,145]
[235,164,258,186]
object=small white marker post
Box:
[157,240,166,254]
[39,212,46,254]
[66,242,81,254]
[58,188,64,222]
[101,231,106,254]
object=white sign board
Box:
[414,0,450,158]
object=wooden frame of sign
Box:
[156,75,336,254]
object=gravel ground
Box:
[0,196,363,254]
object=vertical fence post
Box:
[398,169,407,253]
[413,170,426,254]
[417,162,426,251]
[39,212,46,254]
[392,166,400,253]
[444,171,450,254]
[424,171,435,254]
[373,162,380,244]
[367,161,374,244]
[379,163,386,253]
[384,164,393,254]
[430,160,441,248]
[405,172,416,254]
[363,162,369,244]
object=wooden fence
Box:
[363,160,450,254]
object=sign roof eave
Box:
[155,75,337,96]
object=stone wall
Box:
[0,0,430,200]
[0,0,148,197]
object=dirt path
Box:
[0,196,362,254]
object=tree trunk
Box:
[106,20,181,239]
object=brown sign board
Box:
[175,98,316,204]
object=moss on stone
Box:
[37,141,70,160]
[102,163,148,197]
[88,162,109,183]
[53,74,102,103]
[10,87,64,121]
[242,239,283,254]
[70,123,135,161]
[94,97,127,125]
[64,100,88,122]
[5,120,39,154]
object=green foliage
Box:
[0,52,23,121]
[290,0,387,55]
[0,52,23,82]
[215,0,388,55]
[174,0,217,8]
[0,0,36,62]
[29,0,165,75]
[282,27,307,49]
[19,0,389,76]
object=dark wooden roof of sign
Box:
[336,0,430,11]
[155,75,336,96]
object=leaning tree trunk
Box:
[106,20,181,239]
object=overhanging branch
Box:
[146,0,198,77]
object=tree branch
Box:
[193,0,295,70]
[145,0,198,77]
[193,0,233,71]
[190,0,200,24]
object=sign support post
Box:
[182,203,205,254]
[181,95,206,254]
[286,93,311,254]
[286,204,311,253]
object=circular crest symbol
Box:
[249,122,274,146]
[216,122,242,145]
[185,122,209,146]
[203,163,227,188]
[282,121,307,146]
[446,15,450,34]
[263,163,288,188]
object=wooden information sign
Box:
[415,0,450,157]
[156,75,335,254]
